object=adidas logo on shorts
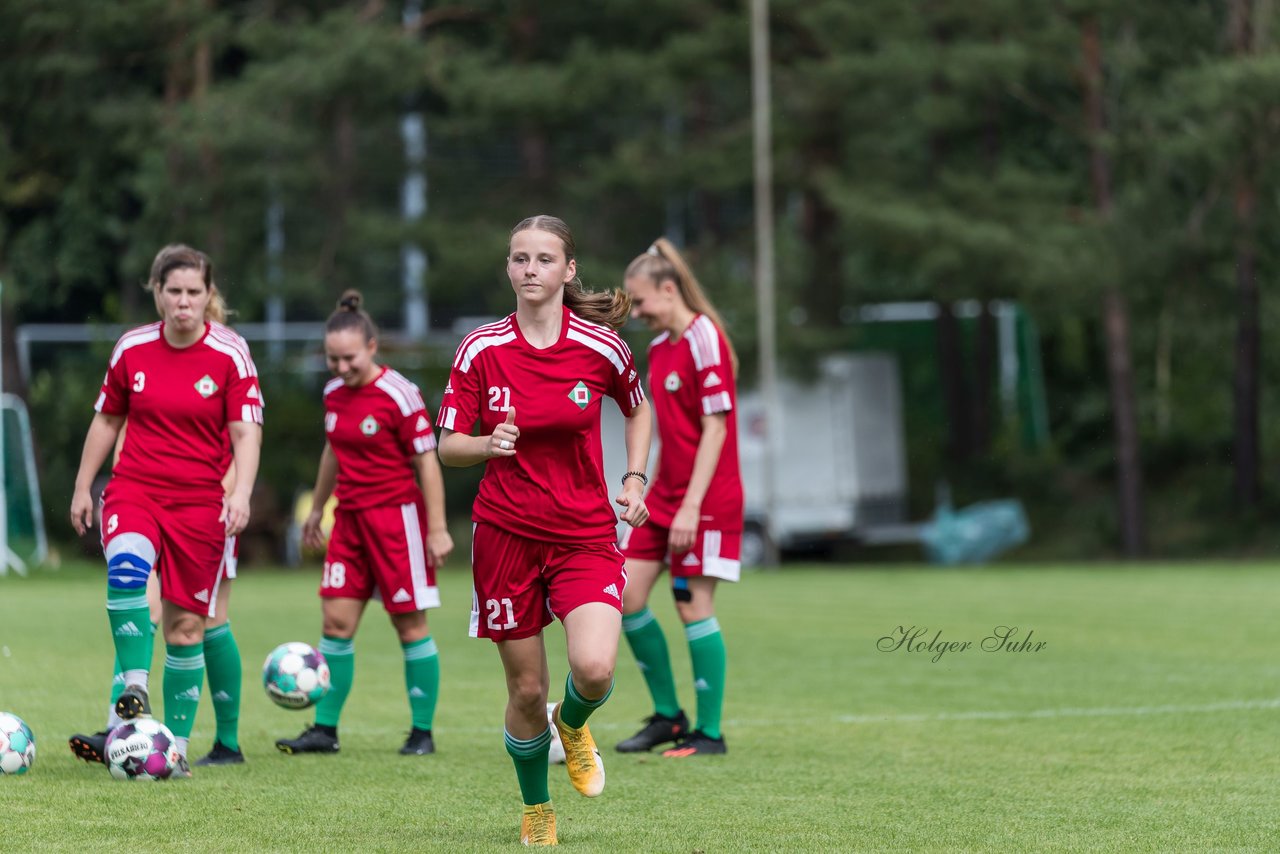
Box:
[681,553,701,567]
[392,588,412,604]
[114,621,144,638]
[194,589,210,603]
[602,583,620,601]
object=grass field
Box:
[1,559,1278,852]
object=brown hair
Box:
[509,215,631,330]
[625,237,738,374]
[147,243,226,323]
[326,289,378,342]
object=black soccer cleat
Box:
[193,741,245,766]
[68,730,109,764]
[276,725,340,755]
[662,729,727,757]
[115,683,151,721]
[399,728,435,755]
[615,710,690,753]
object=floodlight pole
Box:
[401,0,429,340]
[750,0,781,565]
[0,278,7,576]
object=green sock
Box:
[622,607,681,719]
[106,586,151,674]
[559,671,612,729]
[686,617,726,740]
[203,622,242,751]
[505,728,551,806]
[315,635,354,729]
[163,642,205,740]
[107,623,156,728]
[402,636,440,731]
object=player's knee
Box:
[570,658,615,696]
[507,672,548,715]
[105,533,157,594]
[322,616,357,638]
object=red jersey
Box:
[645,314,743,529]
[438,306,647,543]
[96,321,264,501]
[324,367,437,510]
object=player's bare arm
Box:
[669,412,728,553]
[438,406,520,467]
[70,412,125,535]
[616,399,652,528]
[301,442,338,550]
[223,420,262,536]
[413,449,454,567]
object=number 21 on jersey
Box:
[487,386,511,412]
[486,597,517,630]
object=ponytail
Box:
[625,238,738,374]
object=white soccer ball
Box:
[546,703,565,765]
[105,718,179,781]
[263,641,331,709]
[0,712,36,775]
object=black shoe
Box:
[69,730,109,764]
[193,741,245,766]
[115,683,151,720]
[396,727,437,752]
[399,727,435,752]
[615,710,690,753]
[169,755,193,779]
[662,729,727,757]
[276,725,339,755]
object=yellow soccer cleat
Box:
[552,702,606,797]
[521,802,558,846]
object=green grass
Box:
[1,560,1278,852]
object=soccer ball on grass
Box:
[105,718,179,780]
[0,712,36,775]
[263,642,330,709]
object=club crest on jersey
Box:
[664,371,682,392]
[569,381,592,409]
[360,415,379,436]
[194,375,219,398]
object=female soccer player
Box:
[437,215,651,846]
[72,280,250,768]
[69,243,263,778]
[276,290,453,758]
[614,238,743,757]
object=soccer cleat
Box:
[661,729,727,757]
[193,741,245,766]
[615,710,689,753]
[169,756,193,779]
[520,802,558,846]
[399,728,435,755]
[68,730,109,764]
[551,702,605,798]
[275,725,340,755]
[115,684,151,720]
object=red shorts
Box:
[101,484,230,617]
[469,522,627,642]
[321,500,440,614]
[619,523,742,582]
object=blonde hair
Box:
[146,243,226,323]
[510,215,631,329]
[625,237,738,374]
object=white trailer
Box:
[601,352,914,566]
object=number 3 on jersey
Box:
[487,386,511,412]
[486,597,517,630]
